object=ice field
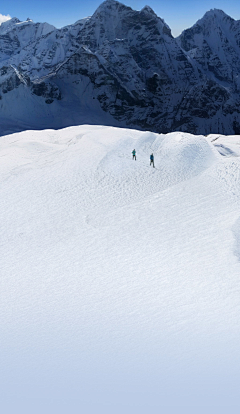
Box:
[1,125,240,413]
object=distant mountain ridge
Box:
[0,0,240,135]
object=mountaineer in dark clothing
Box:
[132,149,136,160]
[150,153,154,168]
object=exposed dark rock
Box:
[0,1,240,135]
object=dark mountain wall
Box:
[0,1,240,135]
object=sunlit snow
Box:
[1,125,240,413]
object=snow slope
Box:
[1,126,240,413]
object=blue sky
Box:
[0,0,240,36]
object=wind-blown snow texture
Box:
[1,125,240,413]
[0,0,240,136]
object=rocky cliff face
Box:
[177,10,240,84]
[176,9,240,134]
[0,1,240,135]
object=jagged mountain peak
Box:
[0,16,55,36]
[204,8,230,17]
[176,8,235,42]
[0,17,35,36]
[193,8,235,30]
[0,1,239,136]
[177,5,240,93]
[92,0,161,23]
[0,17,21,34]
[101,0,122,3]
[140,5,156,16]
[0,17,55,38]
[83,0,172,50]
[2,17,20,24]
[93,0,132,16]
[202,8,233,20]
[177,8,236,48]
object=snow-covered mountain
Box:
[177,9,240,84]
[0,0,240,135]
[177,9,240,134]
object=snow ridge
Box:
[1,125,240,413]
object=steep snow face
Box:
[1,126,240,413]
[0,17,55,43]
[0,17,56,64]
[0,1,240,135]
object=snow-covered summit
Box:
[177,7,240,90]
[0,17,38,35]
[0,17,20,34]
[89,0,169,46]
[93,0,132,17]
[178,8,237,46]
[199,8,235,24]
[0,16,55,37]
[140,5,156,15]
[188,8,235,40]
